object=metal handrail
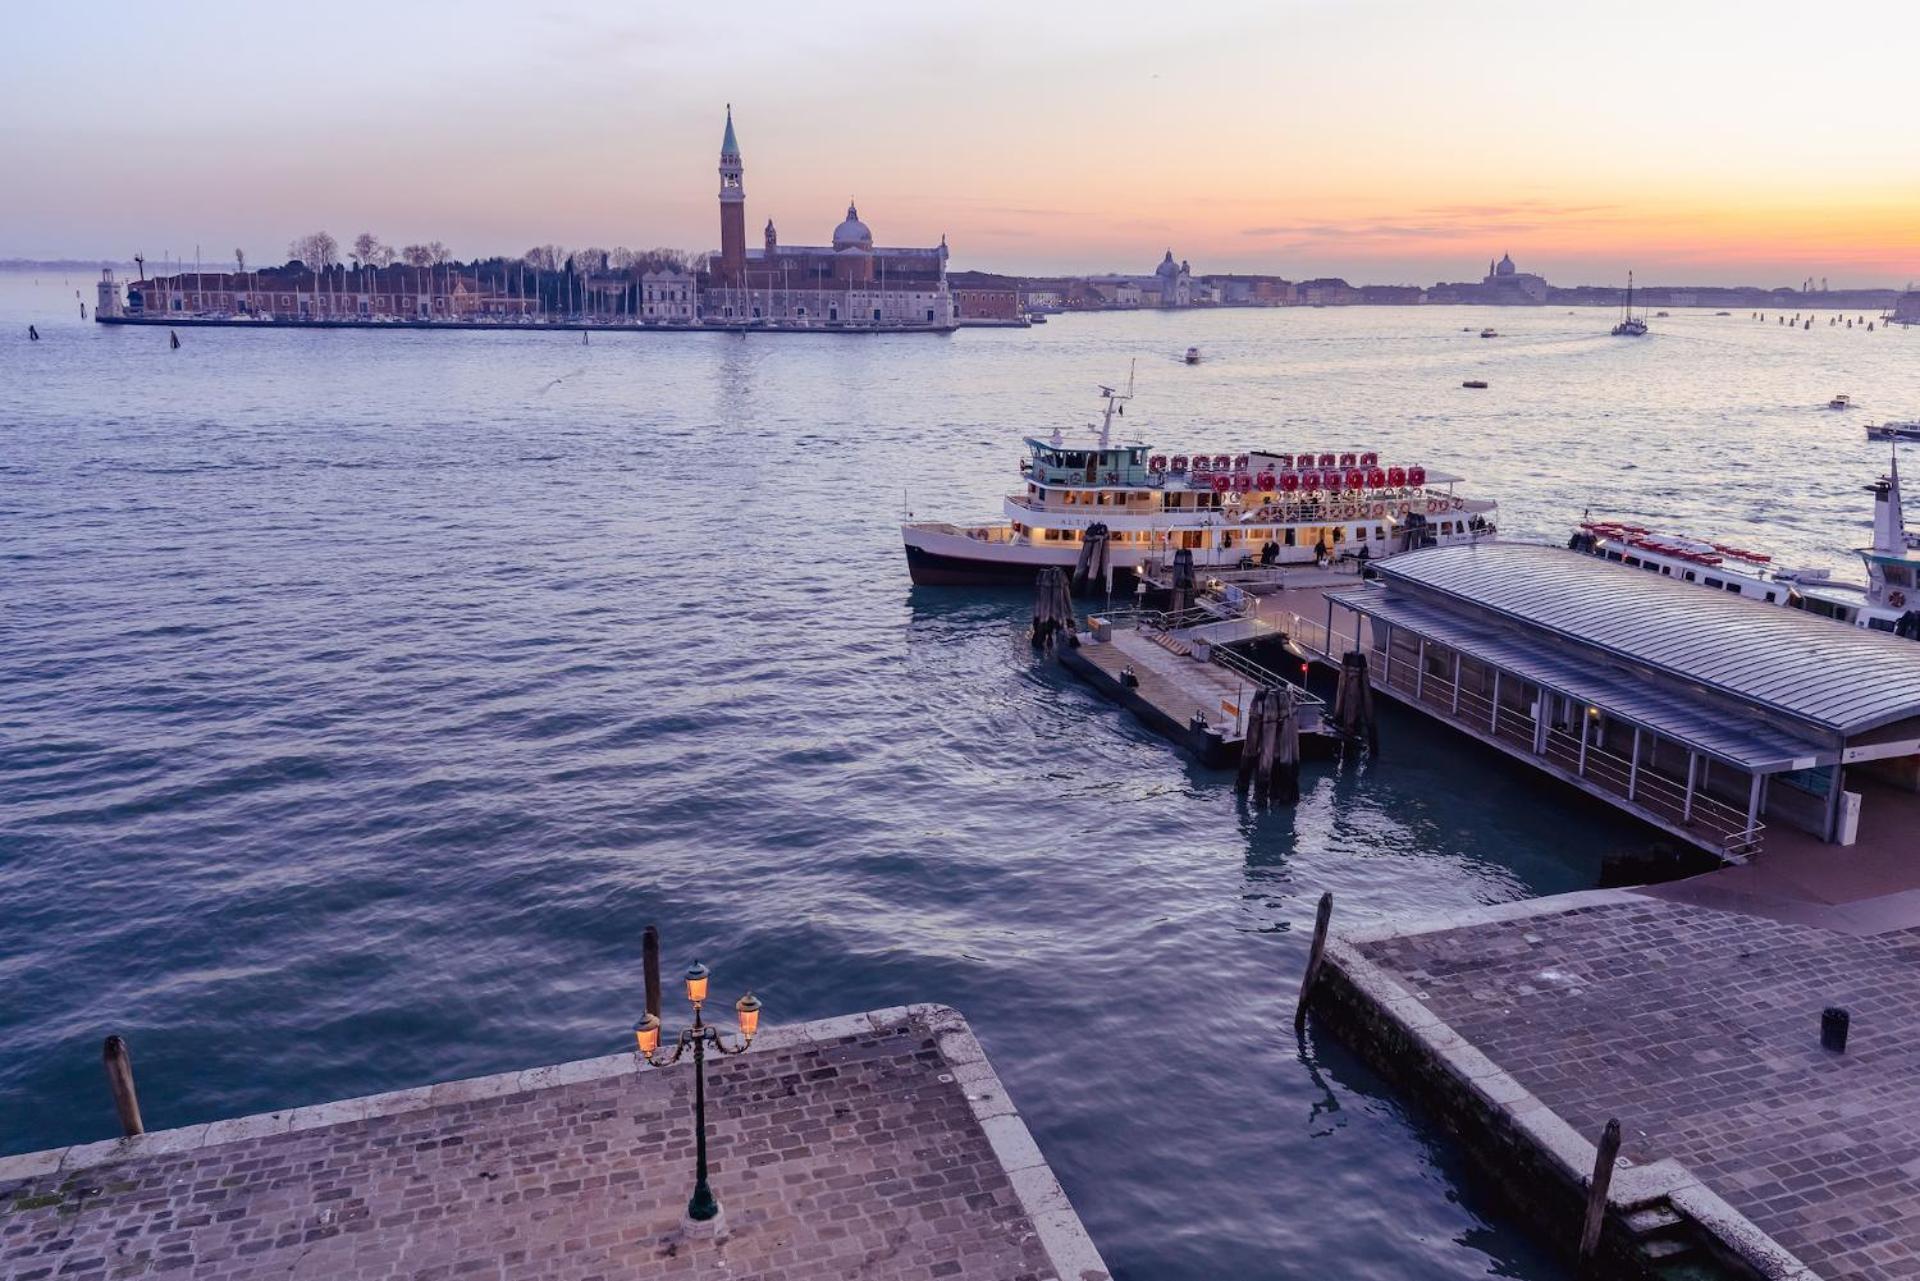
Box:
[1211,644,1325,707]
[1375,655,1765,859]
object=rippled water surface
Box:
[4,272,1915,1278]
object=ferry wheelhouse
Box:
[903,382,1498,586]
[1569,455,1920,638]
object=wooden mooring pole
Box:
[1293,892,1334,1032]
[102,1035,145,1136]
[643,925,663,1021]
[1577,1118,1622,1274]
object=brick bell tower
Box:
[717,105,747,287]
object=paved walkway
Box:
[0,1007,1106,1281]
[1355,895,1920,1280]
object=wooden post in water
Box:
[643,925,662,1021]
[1293,892,1334,1032]
[102,1035,145,1136]
[1576,1118,1622,1273]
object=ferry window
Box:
[1285,529,1297,547]
[1764,592,1776,603]
[1375,526,1387,540]
[1889,566,1915,588]
[1870,619,1895,632]
[1684,571,1695,582]
[1624,556,1640,567]
[1331,527,1345,544]
[1607,551,1623,562]
[1705,577,1722,588]
[1725,583,1741,593]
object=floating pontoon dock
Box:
[1065,609,1325,766]
[1302,543,1920,864]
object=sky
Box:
[5,0,1918,286]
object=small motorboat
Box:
[1830,394,1853,410]
[1866,421,1920,442]
[1462,379,1489,389]
[1479,328,1498,339]
[1184,346,1201,364]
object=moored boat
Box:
[903,378,1499,587]
[1568,455,1920,637]
[1867,421,1920,442]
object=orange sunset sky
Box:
[6,0,1917,286]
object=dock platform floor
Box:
[0,1007,1105,1281]
[1076,629,1258,738]
[1335,891,1920,1279]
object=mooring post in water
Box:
[643,925,663,1021]
[1822,1006,1849,1053]
[1293,892,1334,1032]
[1577,1118,1622,1273]
[102,1035,145,1136]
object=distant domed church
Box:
[1481,251,1550,302]
[703,106,953,328]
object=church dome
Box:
[1155,249,1181,278]
[833,201,873,250]
[1496,252,1517,276]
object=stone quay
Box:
[0,1005,1107,1281]
[1311,888,1920,1280]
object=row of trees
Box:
[284,232,703,278]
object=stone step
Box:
[1625,1204,1685,1236]
[1642,1236,1697,1262]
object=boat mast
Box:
[1097,359,1136,449]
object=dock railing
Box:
[1368,644,1764,862]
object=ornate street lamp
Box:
[634,961,761,1224]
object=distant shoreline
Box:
[94,315,964,336]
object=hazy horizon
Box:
[6,0,1917,287]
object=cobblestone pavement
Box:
[0,1007,1097,1280]
[1360,898,1920,1281]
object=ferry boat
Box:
[1868,422,1920,443]
[1830,394,1853,410]
[1184,346,1202,364]
[902,380,1499,586]
[1568,456,1920,637]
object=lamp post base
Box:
[681,1206,726,1239]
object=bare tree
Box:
[427,241,452,266]
[401,244,435,268]
[287,231,339,270]
[574,246,609,275]
[234,248,246,274]
[352,232,383,270]
[608,246,638,272]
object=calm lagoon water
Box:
[3,271,1915,1278]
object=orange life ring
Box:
[1893,589,1909,609]
[1371,503,1385,518]
[1426,500,1441,514]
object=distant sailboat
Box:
[1611,272,1648,337]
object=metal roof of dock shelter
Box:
[1362,543,1920,739]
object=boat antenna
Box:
[1097,360,1136,449]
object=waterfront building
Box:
[1480,253,1550,303]
[1084,251,1193,308]
[699,107,954,329]
[640,269,698,323]
[1319,542,1920,862]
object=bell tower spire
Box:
[718,104,747,286]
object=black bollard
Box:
[1821,1007,1849,1053]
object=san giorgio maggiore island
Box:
[84,105,1920,336]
